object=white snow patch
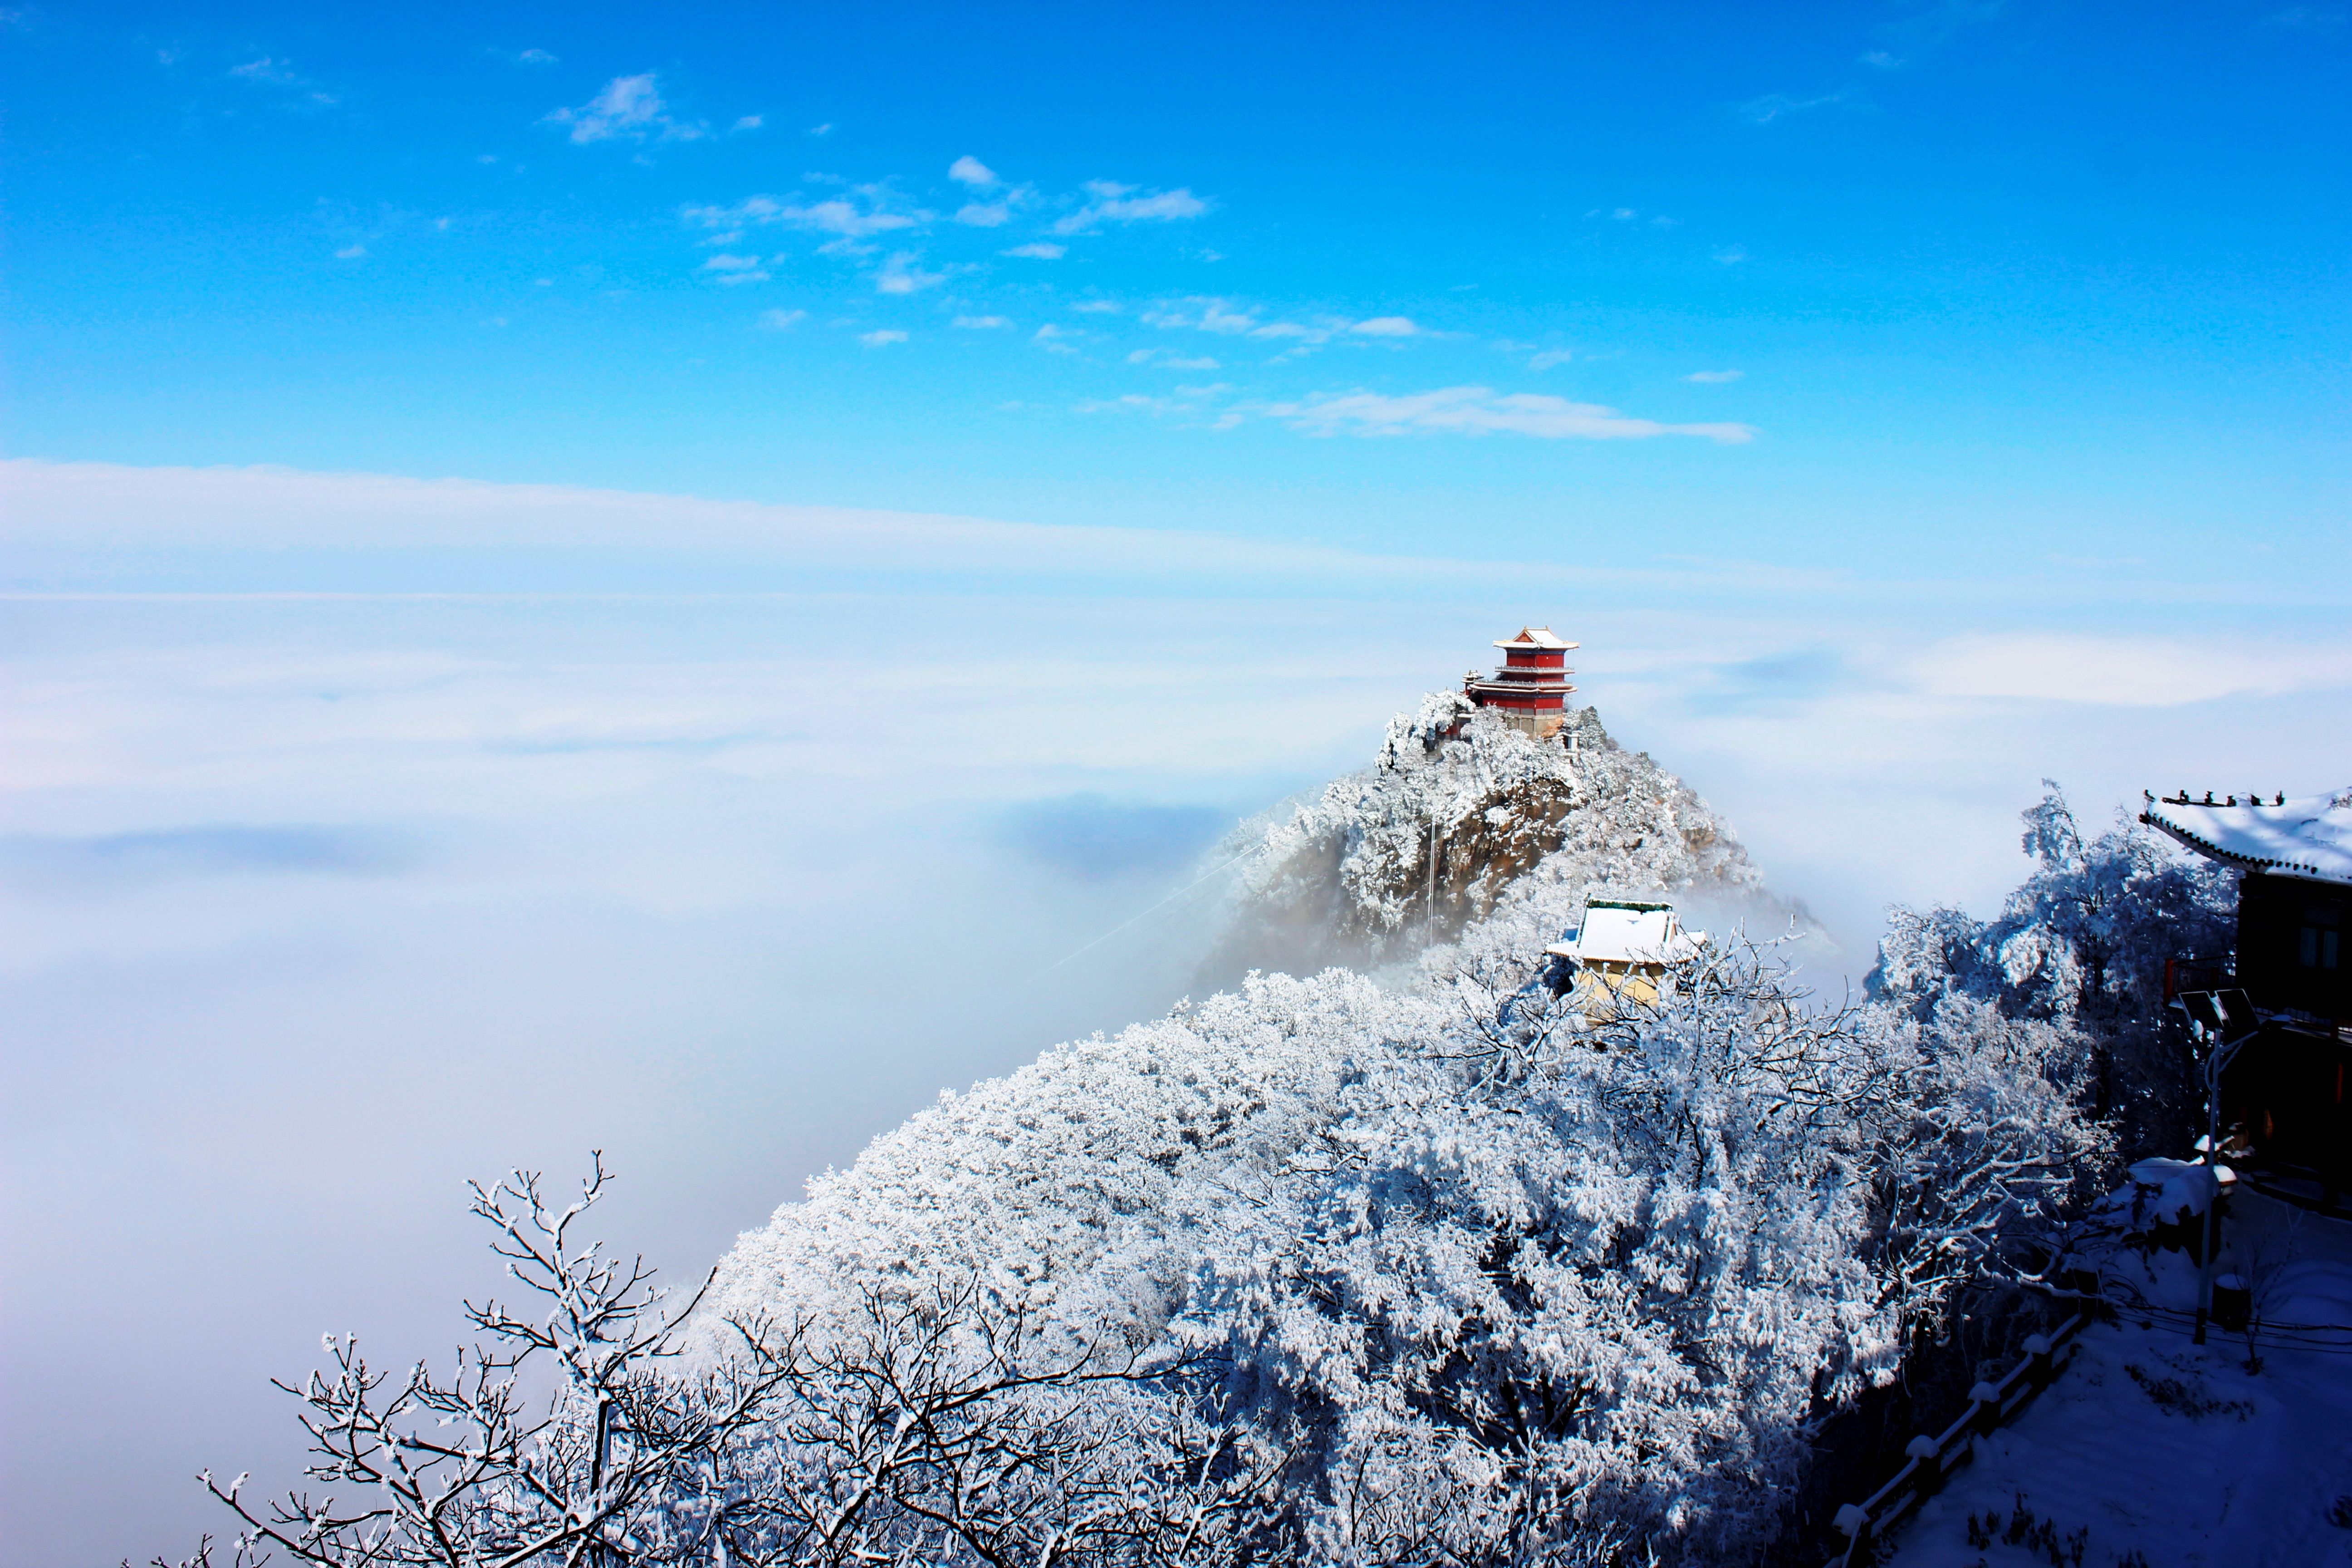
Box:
[1892,1195,2352,1568]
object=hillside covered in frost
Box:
[687,698,2226,1566]
[1201,694,1778,982]
[197,697,2236,1568]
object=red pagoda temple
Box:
[1464,627,1578,739]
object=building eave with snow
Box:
[2140,789,2352,889]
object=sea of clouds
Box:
[4,457,2347,1566]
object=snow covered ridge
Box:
[702,948,2101,1562]
[1205,693,1775,980]
[696,725,2136,1563]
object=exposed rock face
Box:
[1204,692,1768,981]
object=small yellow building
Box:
[1545,899,1707,1010]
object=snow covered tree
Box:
[182,1155,797,1567]
[1870,783,2236,1164]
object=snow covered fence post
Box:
[1831,1502,1872,1558]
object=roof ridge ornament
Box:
[2141,787,2352,887]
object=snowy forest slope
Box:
[696,698,2220,1563]
[163,701,2255,1568]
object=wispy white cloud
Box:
[546,74,708,145]
[2266,4,2347,27]
[683,191,926,253]
[1072,300,1122,315]
[701,253,770,285]
[1143,298,1263,335]
[730,114,764,133]
[1713,244,1749,264]
[873,252,951,294]
[1002,241,1066,260]
[334,244,367,260]
[1740,86,1857,125]
[1126,348,1221,370]
[1264,387,1756,444]
[955,188,1039,228]
[947,158,1035,225]
[1052,180,1210,235]
[953,314,1011,328]
[858,329,908,347]
[229,55,338,107]
[1033,324,1078,354]
[757,309,807,329]
[1143,297,1427,347]
[517,47,557,65]
[1584,206,1676,228]
[1685,369,1743,383]
[808,122,834,137]
[1073,384,1238,424]
[1860,48,1906,68]
[228,56,299,86]
[1528,350,1573,370]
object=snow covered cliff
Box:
[1203,694,1779,982]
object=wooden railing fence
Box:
[1822,1310,2090,1565]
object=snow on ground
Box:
[1892,1192,2352,1568]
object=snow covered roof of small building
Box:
[1493,626,1578,651]
[2141,789,2352,888]
[1544,900,1708,966]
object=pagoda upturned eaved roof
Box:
[2141,789,2352,888]
[1494,626,1578,651]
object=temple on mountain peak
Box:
[1464,626,1579,739]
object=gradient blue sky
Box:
[5,6,2352,1563]
[9,0,2347,584]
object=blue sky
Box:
[8,0,2347,583]
[5,6,2352,1563]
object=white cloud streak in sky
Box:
[1141,297,1430,346]
[1265,387,1756,443]
[683,192,925,243]
[1052,180,1210,234]
[1740,86,1858,125]
[701,253,770,284]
